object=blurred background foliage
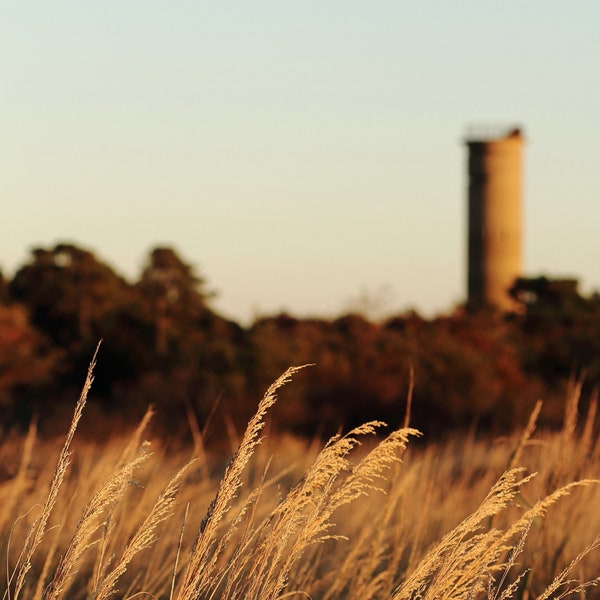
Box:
[1,243,599,440]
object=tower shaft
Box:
[466,128,524,311]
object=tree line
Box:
[1,243,599,440]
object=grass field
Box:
[1,357,599,599]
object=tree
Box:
[137,247,213,356]
[510,276,588,319]
[510,276,600,413]
[6,243,140,401]
[8,243,128,346]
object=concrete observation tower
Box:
[465,126,524,311]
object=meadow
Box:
[1,355,599,599]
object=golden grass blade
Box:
[536,533,600,600]
[508,399,542,471]
[2,360,599,599]
[175,365,310,600]
[11,343,100,600]
[117,406,155,467]
[391,468,536,600]
[0,419,37,534]
[43,451,150,600]
[93,460,197,600]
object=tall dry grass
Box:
[0,357,599,599]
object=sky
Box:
[2,1,599,324]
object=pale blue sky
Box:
[2,2,599,323]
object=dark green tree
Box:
[8,243,128,346]
[137,247,213,356]
[7,244,140,400]
[510,276,600,393]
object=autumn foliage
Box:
[1,243,600,438]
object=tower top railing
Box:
[465,124,524,143]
